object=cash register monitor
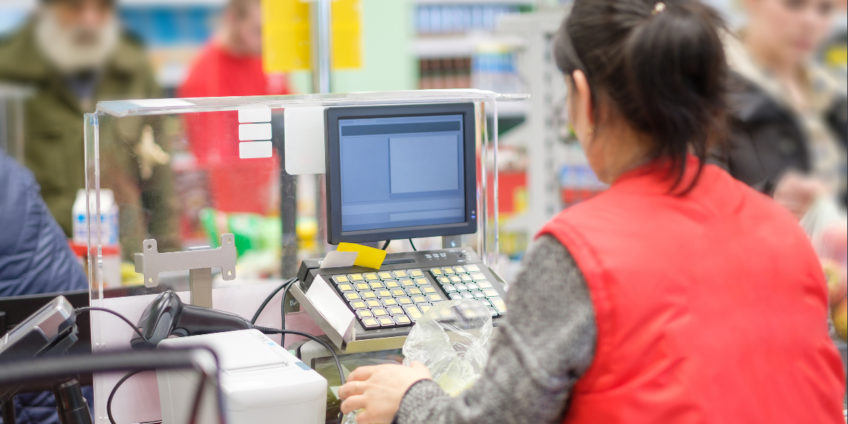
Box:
[325,103,477,244]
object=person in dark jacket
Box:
[0,151,89,423]
[716,0,847,217]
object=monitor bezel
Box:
[325,103,478,245]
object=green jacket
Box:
[0,20,177,257]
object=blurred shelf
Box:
[415,0,536,4]
[413,33,524,58]
[120,0,226,5]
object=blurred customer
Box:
[0,150,89,423]
[717,0,847,218]
[179,0,289,215]
[0,0,177,255]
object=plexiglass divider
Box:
[82,89,526,423]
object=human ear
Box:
[571,70,595,140]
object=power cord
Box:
[74,307,207,424]
[408,238,417,252]
[250,278,296,324]
[380,240,391,250]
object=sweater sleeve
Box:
[394,235,597,424]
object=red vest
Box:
[538,158,845,423]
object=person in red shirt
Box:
[179,0,289,214]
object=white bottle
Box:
[72,189,119,246]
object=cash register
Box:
[292,103,508,353]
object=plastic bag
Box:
[402,300,494,396]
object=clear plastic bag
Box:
[402,300,494,396]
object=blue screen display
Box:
[338,114,466,233]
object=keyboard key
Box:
[400,279,415,287]
[405,287,423,296]
[356,309,373,319]
[409,269,424,277]
[477,281,492,289]
[443,267,455,274]
[460,274,473,282]
[344,292,361,301]
[378,317,395,327]
[404,305,422,321]
[364,273,378,281]
[382,298,398,307]
[438,277,450,285]
[462,292,475,300]
[430,268,442,276]
[394,315,412,326]
[369,281,385,290]
[355,283,370,291]
[412,295,428,304]
[466,282,479,291]
[361,291,377,299]
[427,293,443,302]
[397,297,413,305]
[415,278,429,286]
[483,289,499,298]
[454,283,467,292]
[387,306,405,316]
[470,272,486,281]
[361,317,380,329]
[472,291,486,299]
[449,276,462,284]
[454,266,466,273]
[442,284,456,293]
[338,283,353,292]
[377,289,392,298]
[449,292,463,300]
[465,265,480,272]
[350,274,364,281]
[366,299,382,308]
[421,286,437,294]
[378,272,393,280]
[351,300,367,309]
[333,275,349,284]
[418,304,433,313]
[372,308,388,317]
[392,270,408,278]
[384,280,400,288]
[491,298,507,314]
[391,288,406,297]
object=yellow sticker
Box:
[337,242,387,270]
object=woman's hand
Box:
[339,362,432,424]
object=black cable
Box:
[380,240,391,250]
[106,370,146,424]
[408,238,417,252]
[74,307,145,342]
[279,281,296,346]
[254,327,346,386]
[251,278,296,324]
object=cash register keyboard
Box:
[327,263,507,330]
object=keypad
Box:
[328,263,505,330]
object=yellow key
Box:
[333,275,349,284]
[406,288,422,296]
[362,291,377,299]
[449,276,462,283]
[491,298,507,314]
[344,292,360,300]
[357,310,373,318]
[372,308,388,317]
[412,295,428,304]
[391,288,406,297]
[364,273,378,280]
[392,270,408,278]
[356,283,370,291]
[366,300,381,308]
[388,306,404,315]
[415,278,429,286]
[385,281,399,288]
[378,317,395,327]
[377,289,392,298]
[409,269,424,277]
[422,286,437,294]
[400,279,415,287]
[378,272,393,280]
[454,266,466,273]
[382,298,398,306]
[428,294,442,302]
[404,306,422,321]
[362,318,379,328]
[430,268,442,276]
[351,301,366,309]
[465,265,480,272]
[394,315,411,325]
[397,297,412,305]
[338,284,353,292]
[370,282,385,290]
[443,267,455,274]
[350,274,364,281]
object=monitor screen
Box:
[325,103,477,244]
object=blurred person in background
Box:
[0,0,177,257]
[0,150,89,424]
[179,0,290,216]
[717,0,847,218]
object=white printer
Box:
[157,329,327,424]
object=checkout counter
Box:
[3,90,525,423]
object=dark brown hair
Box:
[554,0,727,192]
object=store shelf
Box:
[120,0,226,5]
[415,0,537,4]
[413,33,524,58]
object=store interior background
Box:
[0,0,846,279]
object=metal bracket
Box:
[134,234,237,308]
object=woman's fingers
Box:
[340,394,366,414]
[348,365,380,381]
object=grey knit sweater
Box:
[395,235,598,423]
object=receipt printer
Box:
[157,330,327,424]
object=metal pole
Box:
[312,0,333,94]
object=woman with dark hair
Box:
[337,1,846,423]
